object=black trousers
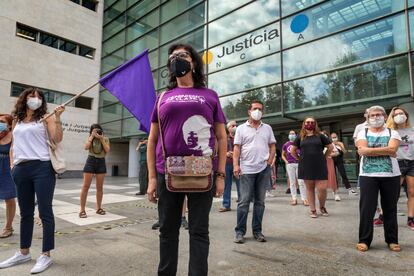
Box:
[333,156,351,189]
[138,161,148,194]
[359,176,400,247]
[157,173,215,276]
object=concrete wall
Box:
[0,0,103,175]
[105,142,129,177]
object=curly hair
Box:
[12,87,48,122]
[166,43,206,90]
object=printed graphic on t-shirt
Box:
[182,115,212,156]
[400,134,411,152]
[362,136,392,173]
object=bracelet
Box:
[216,172,225,178]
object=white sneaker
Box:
[0,251,31,268]
[334,193,341,201]
[30,255,52,274]
[265,191,275,198]
[348,189,358,195]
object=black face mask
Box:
[170,57,191,78]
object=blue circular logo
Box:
[290,14,309,34]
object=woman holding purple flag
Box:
[147,43,226,276]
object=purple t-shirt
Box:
[282,141,300,164]
[151,87,226,174]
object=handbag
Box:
[157,92,213,192]
[43,120,66,174]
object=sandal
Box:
[356,243,368,252]
[96,208,106,215]
[388,243,401,252]
[320,207,329,217]
[79,211,87,218]
[310,210,317,218]
[303,199,309,206]
[0,228,13,238]
[290,199,298,206]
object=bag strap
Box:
[42,117,56,150]
[157,92,167,160]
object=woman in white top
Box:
[356,105,401,252]
[0,88,64,274]
[386,107,414,231]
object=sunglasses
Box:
[168,51,191,60]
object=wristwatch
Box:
[216,172,225,178]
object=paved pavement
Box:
[0,177,413,275]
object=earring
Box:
[192,69,196,74]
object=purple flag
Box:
[99,49,156,133]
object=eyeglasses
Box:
[169,51,191,60]
[369,113,383,118]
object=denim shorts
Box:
[398,159,414,177]
[83,156,107,174]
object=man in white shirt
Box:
[233,100,276,243]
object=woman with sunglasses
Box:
[290,117,333,218]
[386,107,414,231]
[146,43,226,276]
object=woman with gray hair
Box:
[355,105,401,252]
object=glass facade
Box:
[100,0,414,139]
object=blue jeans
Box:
[12,160,56,252]
[235,166,270,235]
[222,163,240,209]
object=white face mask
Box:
[27,97,42,110]
[368,116,385,128]
[332,138,338,142]
[394,114,407,125]
[250,109,262,121]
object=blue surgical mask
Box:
[0,122,8,132]
[288,134,296,141]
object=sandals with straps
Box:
[79,211,87,218]
[356,243,368,252]
[310,210,318,218]
[388,243,401,252]
[96,208,106,215]
[0,228,13,238]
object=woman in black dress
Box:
[290,117,333,218]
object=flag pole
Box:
[40,81,100,122]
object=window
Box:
[207,23,280,74]
[16,24,37,41]
[282,0,405,49]
[16,23,95,59]
[208,0,251,20]
[283,13,407,80]
[283,56,409,112]
[126,10,159,44]
[79,45,95,59]
[160,3,205,44]
[82,0,97,11]
[208,53,281,96]
[208,0,279,47]
[281,0,324,16]
[59,40,77,53]
[70,0,97,12]
[39,33,59,48]
[220,84,282,119]
[161,0,202,23]
[11,83,93,110]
